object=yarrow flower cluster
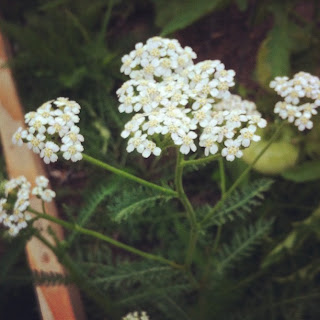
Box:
[117,37,267,161]
[270,71,320,131]
[12,97,84,164]
[122,311,149,320]
[0,176,55,236]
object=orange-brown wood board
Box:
[0,32,86,320]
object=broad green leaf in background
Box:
[262,206,320,269]
[256,24,292,89]
[256,5,293,89]
[235,0,248,12]
[152,0,230,36]
[281,160,320,182]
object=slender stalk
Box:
[82,153,177,197]
[182,154,220,167]
[199,158,226,289]
[219,157,226,197]
[64,9,90,43]
[185,229,199,267]
[200,123,285,226]
[212,158,226,252]
[174,151,199,266]
[29,208,183,270]
[175,152,197,228]
[212,225,223,254]
[99,0,114,42]
[41,200,47,215]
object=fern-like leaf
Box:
[109,187,173,222]
[92,265,175,290]
[118,283,191,306]
[216,218,274,273]
[209,178,273,227]
[67,178,119,244]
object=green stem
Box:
[185,229,199,267]
[82,153,177,197]
[175,152,197,228]
[174,151,199,266]
[219,157,226,197]
[64,9,90,43]
[182,154,221,167]
[212,157,226,252]
[212,225,222,254]
[99,0,114,42]
[200,123,285,227]
[29,208,183,270]
[41,200,47,215]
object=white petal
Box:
[180,145,190,154]
[153,147,161,156]
[142,149,151,158]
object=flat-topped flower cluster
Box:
[271,71,320,131]
[12,97,84,163]
[118,37,267,161]
[0,176,55,236]
[122,311,149,320]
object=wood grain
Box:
[0,31,86,320]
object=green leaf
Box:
[235,0,249,11]
[66,179,119,245]
[216,219,274,273]
[93,265,173,288]
[0,229,34,282]
[209,178,273,226]
[38,0,67,11]
[112,194,173,222]
[281,160,320,182]
[58,66,88,88]
[256,8,293,88]
[262,206,320,269]
[153,0,229,36]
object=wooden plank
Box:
[0,31,86,320]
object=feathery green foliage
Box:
[91,262,178,290]
[118,283,191,306]
[66,178,119,245]
[1,1,320,319]
[108,187,174,222]
[216,218,274,273]
[208,178,273,226]
[0,228,36,282]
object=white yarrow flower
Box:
[127,131,147,154]
[118,37,267,159]
[122,311,149,320]
[13,98,84,163]
[174,131,197,154]
[40,141,59,164]
[271,72,320,132]
[294,114,313,131]
[239,125,261,147]
[61,142,84,162]
[142,140,161,158]
[35,176,49,188]
[26,133,45,154]
[12,127,28,146]
[221,139,243,161]
[40,189,56,202]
